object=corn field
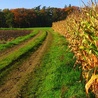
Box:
[52,1,98,97]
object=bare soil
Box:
[0,30,31,41]
[0,32,52,98]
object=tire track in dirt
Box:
[0,31,40,60]
[0,32,53,98]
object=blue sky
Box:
[0,0,89,9]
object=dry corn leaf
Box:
[85,74,98,94]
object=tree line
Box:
[0,6,78,28]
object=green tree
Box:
[64,4,67,8]
[0,10,6,27]
[34,5,41,11]
[69,4,71,7]
[3,9,14,27]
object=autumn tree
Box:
[0,6,77,28]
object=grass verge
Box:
[0,30,38,51]
[21,31,86,98]
[0,27,51,30]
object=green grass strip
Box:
[0,30,38,51]
[21,31,86,98]
[0,27,51,30]
[0,31,47,72]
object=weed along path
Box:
[0,31,53,98]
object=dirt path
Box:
[0,31,40,60]
[0,32,52,98]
